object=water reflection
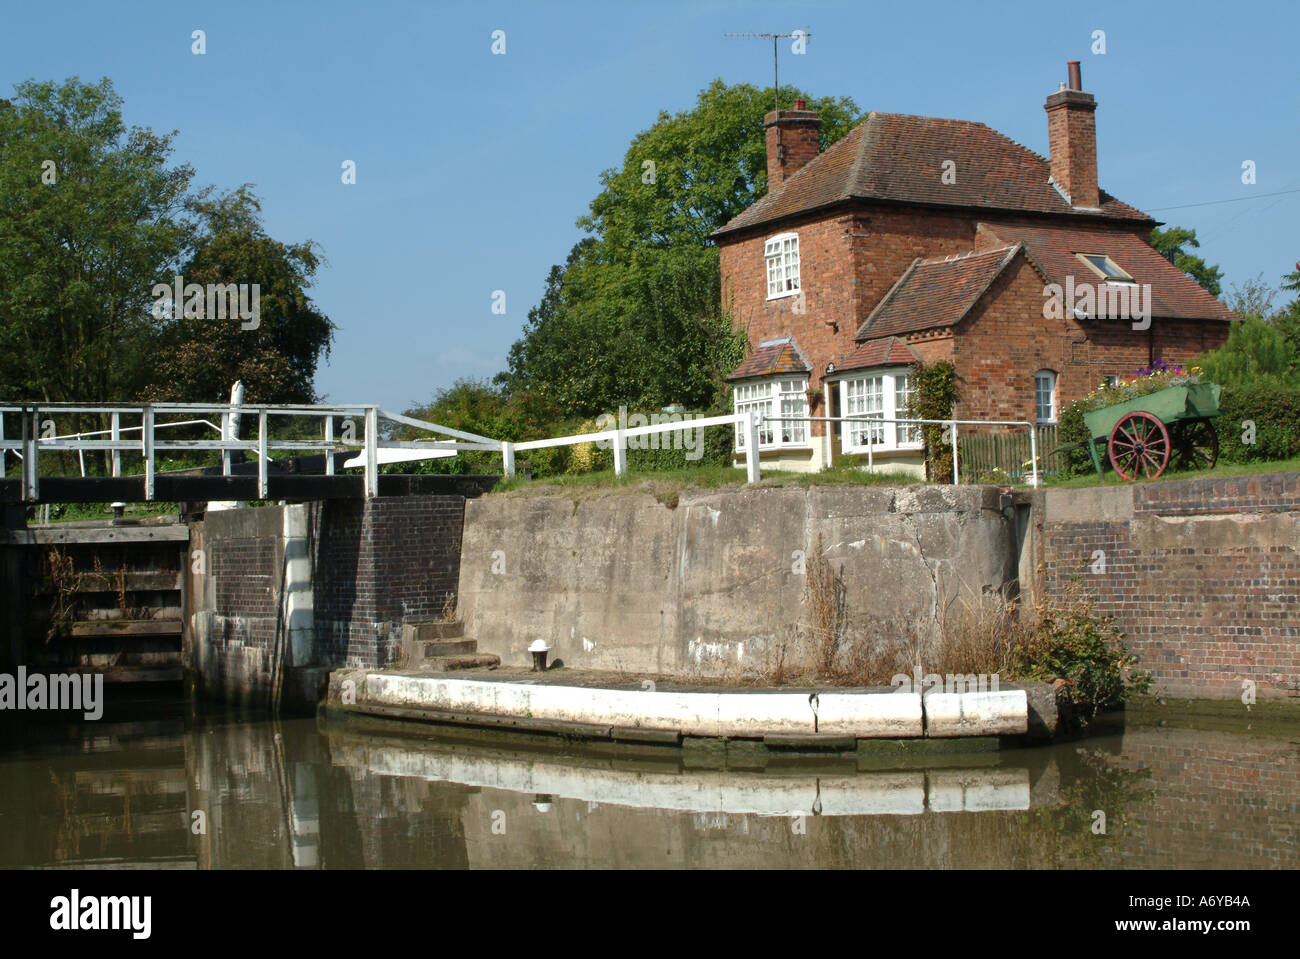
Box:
[0,705,1295,869]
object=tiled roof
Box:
[712,112,1151,239]
[726,336,812,381]
[978,222,1236,322]
[854,246,1022,340]
[834,336,921,374]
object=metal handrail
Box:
[761,413,1040,487]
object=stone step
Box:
[422,653,500,671]
[404,619,465,642]
[416,638,478,658]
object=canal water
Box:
[1,694,1295,869]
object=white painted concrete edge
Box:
[924,689,1029,737]
[344,673,1028,739]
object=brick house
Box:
[712,62,1235,475]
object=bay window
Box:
[734,378,809,450]
[837,368,922,453]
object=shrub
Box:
[1196,313,1300,388]
[566,418,611,474]
[1216,382,1300,463]
[1012,585,1151,727]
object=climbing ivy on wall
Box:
[906,360,957,482]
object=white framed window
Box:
[837,368,922,453]
[765,233,801,299]
[845,376,884,447]
[1035,370,1057,424]
[895,373,920,445]
[733,377,809,450]
[1101,374,1118,389]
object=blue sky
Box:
[2,0,1296,410]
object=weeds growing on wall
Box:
[804,533,848,678]
[43,547,77,643]
[760,566,1148,726]
[1011,581,1152,725]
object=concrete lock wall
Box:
[456,485,1019,675]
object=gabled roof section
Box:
[855,245,1022,341]
[726,336,812,382]
[978,221,1237,322]
[712,112,1152,240]
[834,336,921,375]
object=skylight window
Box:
[1076,253,1134,283]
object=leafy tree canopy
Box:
[0,77,194,404]
[500,80,863,419]
[0,77,335,413]
[1149,225,1223,298]
[142,185,335,404]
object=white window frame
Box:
[733,377,809,451]
[836,367,923,454]
[1035,370,1058,425]
[1075,252,1134,284]
[764,232,801,300]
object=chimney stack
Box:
[764,100,821,191]
[1044,60,1099,210]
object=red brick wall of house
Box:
[720,213,859,436]
[947,255,1229,423]
[951,255,1072,422]
[720,204,1229,431]
[719,205,977,434]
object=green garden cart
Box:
[1073,382,1222,481]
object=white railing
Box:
[0,400,1040,502]
[503,412,763,484]
[0,403,499,502]
[764,414,1040,488]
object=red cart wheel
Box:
[1108,412,1171,480]
[1173,419,1218,471]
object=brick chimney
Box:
[1044,61,1099,210]
[764,99,821,190]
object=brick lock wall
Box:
[313,494,466,668]
[200,495,469,687]
[1039,474,1300,699]
[210,537,277,654]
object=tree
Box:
[140,185,335,404]
[501,80,863,419]
[1223,273,1277,322]
[0,77,194,407]
[1196,314,1299,389]
[1149,226,1223,297]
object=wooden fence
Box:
[957,424,1063,483]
